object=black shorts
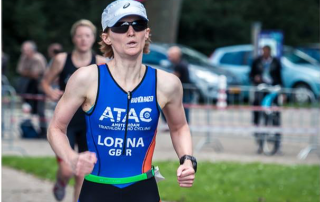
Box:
[79,177,161,202]
[67,126,87,153]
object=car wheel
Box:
[293,84,314,104]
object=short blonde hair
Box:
[99,29,151,58]
[70,19,97,38]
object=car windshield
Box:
[283,48,317,65]
[179,46,213,67]
[298,48,320,62]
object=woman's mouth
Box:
[127,41,137,47]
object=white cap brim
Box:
[101,0,148,31]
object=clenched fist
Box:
[70,151,97,177]
[177,160,195,188]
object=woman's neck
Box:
[108,54,145,92]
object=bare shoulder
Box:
[157,68,182,93]
[156,68,182,108]
[72,64,98,84]
[63,64,97,98]
[96,55,108,64]
[64,64,97,92]
[75,64,99,110]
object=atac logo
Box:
[99,107,152,123]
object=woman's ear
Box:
[102,33,112,45]
[145,28,150,41]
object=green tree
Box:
[2,0,319,81]
[178,0,319,55]
[144,0,183,43]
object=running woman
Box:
[47,1,196,201]
[42,19,107,202]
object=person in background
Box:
[17,40,47,138]
[47,43,63,68]
[167,46,192,123]
[41,20,107,202]
[249,45,283,154]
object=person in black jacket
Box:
[249,45,282,154]
[167,46,192,123]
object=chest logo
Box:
[99,107,152,123]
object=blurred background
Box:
[2,0,320,202]
[2,0,319,78]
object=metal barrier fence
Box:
[2,82,27,155]
[1,75,50,155]
[159,84,320,159]
[2,78,319,159]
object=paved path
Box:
[2,130,319,202]
[2,167,73,202]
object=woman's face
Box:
[105,15,150,58]
[73,26,95,53]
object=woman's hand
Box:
[70,151,97,177]
[177,160,195,188]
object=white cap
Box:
[101,0,148,31]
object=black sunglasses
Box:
[110,20,148,34]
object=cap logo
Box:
[123,3,130,9]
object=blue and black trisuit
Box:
[79,64,161,202]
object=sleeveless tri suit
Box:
[79,64,161,202]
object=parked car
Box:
[142,43,240,102]
[296,44,320,63]
[209,44,320,103]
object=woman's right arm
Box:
[47,66,97,176]
[41,53,66,101]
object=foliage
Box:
[2,156,320,202]
[178,0,320,55]
[2,0,319,79]
[2,0,113,79]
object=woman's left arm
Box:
[159,71,195,188]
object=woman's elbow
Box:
[46,125,54,143]
[47,123,62,144]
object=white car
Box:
[209,44,320,103]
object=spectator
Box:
[46,43,63,91]
[47,43,63,68]
[249,45,282,154]
[16,40,47,138]
[167,46,192,122]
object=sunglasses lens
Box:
[111,20,147,33]
[111,24,129,33]
[132,21,148,32]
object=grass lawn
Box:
[2,156,319,202]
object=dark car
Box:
[142,43,240,102]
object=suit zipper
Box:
[122,91,131,155]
